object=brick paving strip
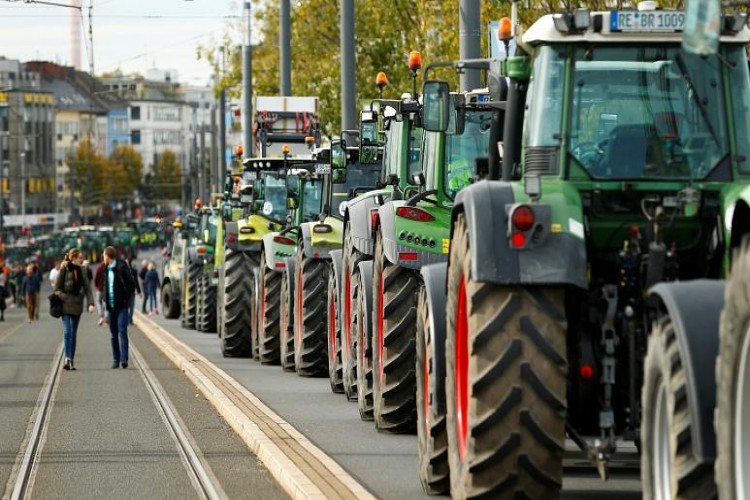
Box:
[134,315,375,500]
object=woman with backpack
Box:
[53,248,96,371]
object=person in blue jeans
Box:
[52,248,96,371]
[145,262,159,315]
[102,246,136,369]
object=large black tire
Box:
[716,239,750,500]
[446,214,567,498]
[642,315,716,500]
[195,272,205,332]
[280,267,295,371]
[294,253,329,377]
[354,268,373,421]
[181,258,200,329]
[161,281,180,319]
[327,270,344,393]
[416,285,449,495]
[372,231,418,433]
[219,248,253,357]
[197,274,217,333]
[258,251,281,364]
[250,265,261,361]
[341,222,365,401]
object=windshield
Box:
[260,172,287,221]
[443,108,492,198]
[302,178,323,223]
[567,45,738,180]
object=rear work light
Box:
[396,206,435,222]
[239,227,255,234]
[273,235,295,246]
[511,205,535,231]
[313,224,333,234]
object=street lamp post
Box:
[20,152,25,233]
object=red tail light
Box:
[399,252,419,261]
[273,235,295,245]
[227,234,236,244]
[370,208,379,230]
[511,205,535,231]
[396,206,435,222]
[580,364,594,380]
[274,262,286,269]
[196,246,207,254]
[511,232,526,249]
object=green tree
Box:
[151,150,182,202]
[110,144,143,198]
[69,138,108,218]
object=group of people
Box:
[51,246,139,371]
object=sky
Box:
[0,0,248,87]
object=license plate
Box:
[611,11,686,32]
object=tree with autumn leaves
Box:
[198,0,685,136]
[67,139,180,217]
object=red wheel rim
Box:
[455,276,469,462]
[344,269,351,353]
[329,294,336,363]
[377,273,385,387]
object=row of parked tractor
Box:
[160,6,750,499]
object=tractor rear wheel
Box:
[642,315,716,500]
[280,267,295,371]
[219,248,253,357]
[294,254,329,377]
[372,231,417,433]
[161,281,180,319]
[180,259,200,329]
[197,274,217,333]
[716,238,750,500]
[416,285,449,495]
[446,214,567,498]
[258,251,281,364]
[327,270,344,393]
[354,268,373,421]
[342,222,364,401]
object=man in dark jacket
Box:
[102,246,136,369]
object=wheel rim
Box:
[344,269,351,354]
[653,377,672,500]
[377,273,385,387]
[735,325,750,498]
[329,294,336,363]
[423,349,430,432]
[455,276,469,462]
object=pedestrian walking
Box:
[138,259,148,313]
[7,263,16,309]
[20,264,41,323]
[49,261,60,288]
[127,258,142,325]
[32,263,41,320]
[94,258,108,327]
[145,262,159,315]
[53,249,96,371]
[0,261,9,321]
[102,246,136,369]
[14,264,24,307]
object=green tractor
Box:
[366,84,492,434]
[181,203,220,333]
[216,158,299,357]
[255,162,324,365]
[415,6,750,498]
[331,97,423,413]
[280,136,383,377]
[160,217,195,319]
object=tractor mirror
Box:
[287,196,298,210]
[332,169,347,184]
[359,112,379,165]
[411,171,425,186]
[422,80,450,132]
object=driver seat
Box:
[605,124,657,177]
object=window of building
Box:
[131,130,141,145]
[131,106,141,121]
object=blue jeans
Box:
[146,289,158,311]
[108,308,130,364]
[62,314,81,360]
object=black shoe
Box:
[63,358,71,370]
[112,361,119,369]
[121,362,128,369]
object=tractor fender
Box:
[300,224,314,258]
[329,250,343,293]
[282,257,296,332]
[356,260,374,350]
[420,263,448,415]
[649,280,725,462]
[261,234,277,271]
[376,202,399,264]
[454,181,587,289]
[346,192,381,255]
